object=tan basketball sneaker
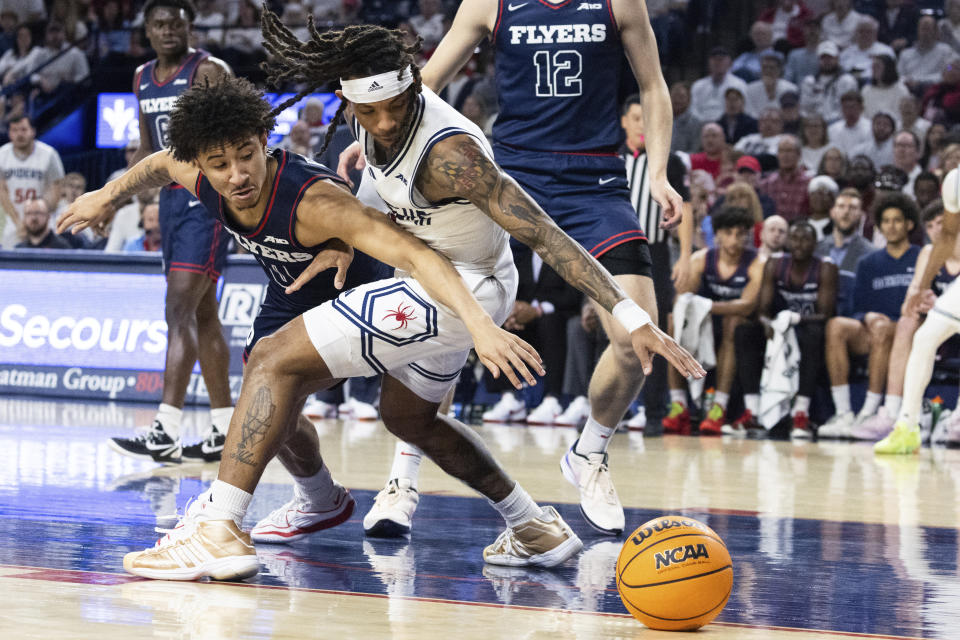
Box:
[123,514,259,581]
[483,506,583,568]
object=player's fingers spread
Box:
[500,360,523,389]
[482,358,500,380]
[508,351,537,386]
[285,272,312,294]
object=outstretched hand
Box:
[55,189,115,235]
[285,239,354,294]
[630,323,705,379]
[472,320,545,390]
[336,141,366,188]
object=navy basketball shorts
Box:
[159,185,229,282]
[494,143,652,277]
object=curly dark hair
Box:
[874,192,919,229]
[260,8,423,156]
[167,76,276,162]
[142,0,197,23]
[712,206,756,231]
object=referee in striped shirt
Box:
[620,94,694,430]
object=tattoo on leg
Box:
[231,386,274,467]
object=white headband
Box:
[340,67,414,104]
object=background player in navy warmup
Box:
[341,0,684,535]
[109,0,234,464]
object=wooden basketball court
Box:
[1,396,958,639]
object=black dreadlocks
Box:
[260,8,423,156]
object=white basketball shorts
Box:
[303,267,517,403]
[933,276,960,326]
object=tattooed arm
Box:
[416,134,705,378]
[56,151,199,235]
[418,135,630,312]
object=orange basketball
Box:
[615,515,733,631]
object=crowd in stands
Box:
[3,0,960,442]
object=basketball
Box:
[616,515,733,631]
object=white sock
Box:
[489,482,544,528]
[884,395,902,416]
[575,415,616,455]
[793,395,811,416]
[156,403,183,440]
[388,441,424,490]
[831,385,851,416]
[210,407,233,434]
[202,479,253,525]
[669,389,687,406]
[744,394,759,414]
[714,391,730,410]
[292,464,336,507]
[862,391,883,416]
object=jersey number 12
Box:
[533,50,583,97]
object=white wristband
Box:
[612,299,652,333]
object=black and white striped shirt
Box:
[620,146,689,245]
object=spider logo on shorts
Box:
[383,303,417,330]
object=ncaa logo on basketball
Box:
[219,284,265,326]
[654,544,710,569]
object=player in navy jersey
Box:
[339,0,684,536]
[665,207,764,436]
[734,221,837,439]
[108,0,235,465]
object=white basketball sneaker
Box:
[363,478,419,537]
[302,397,337,420]
[554,396,590,427]
[251,482,355,543]
[817,412,856,439]
[482,392,527,423]
[560,441,625,535]
[338,398,379,421]
[526,396,563,424]
[483,506,583,567]
[625,407,647,431]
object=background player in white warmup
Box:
[0,115,63,249]
[877,168,960,454]
[340,0,683,536]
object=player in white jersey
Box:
[0,115,63,248]
[340,0,683,537]
[877,168,960,454]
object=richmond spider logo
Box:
[383,304,417,330]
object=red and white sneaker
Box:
[790,412,813,440]
[250,483,355,543]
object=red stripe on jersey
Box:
[250,150,288,237]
